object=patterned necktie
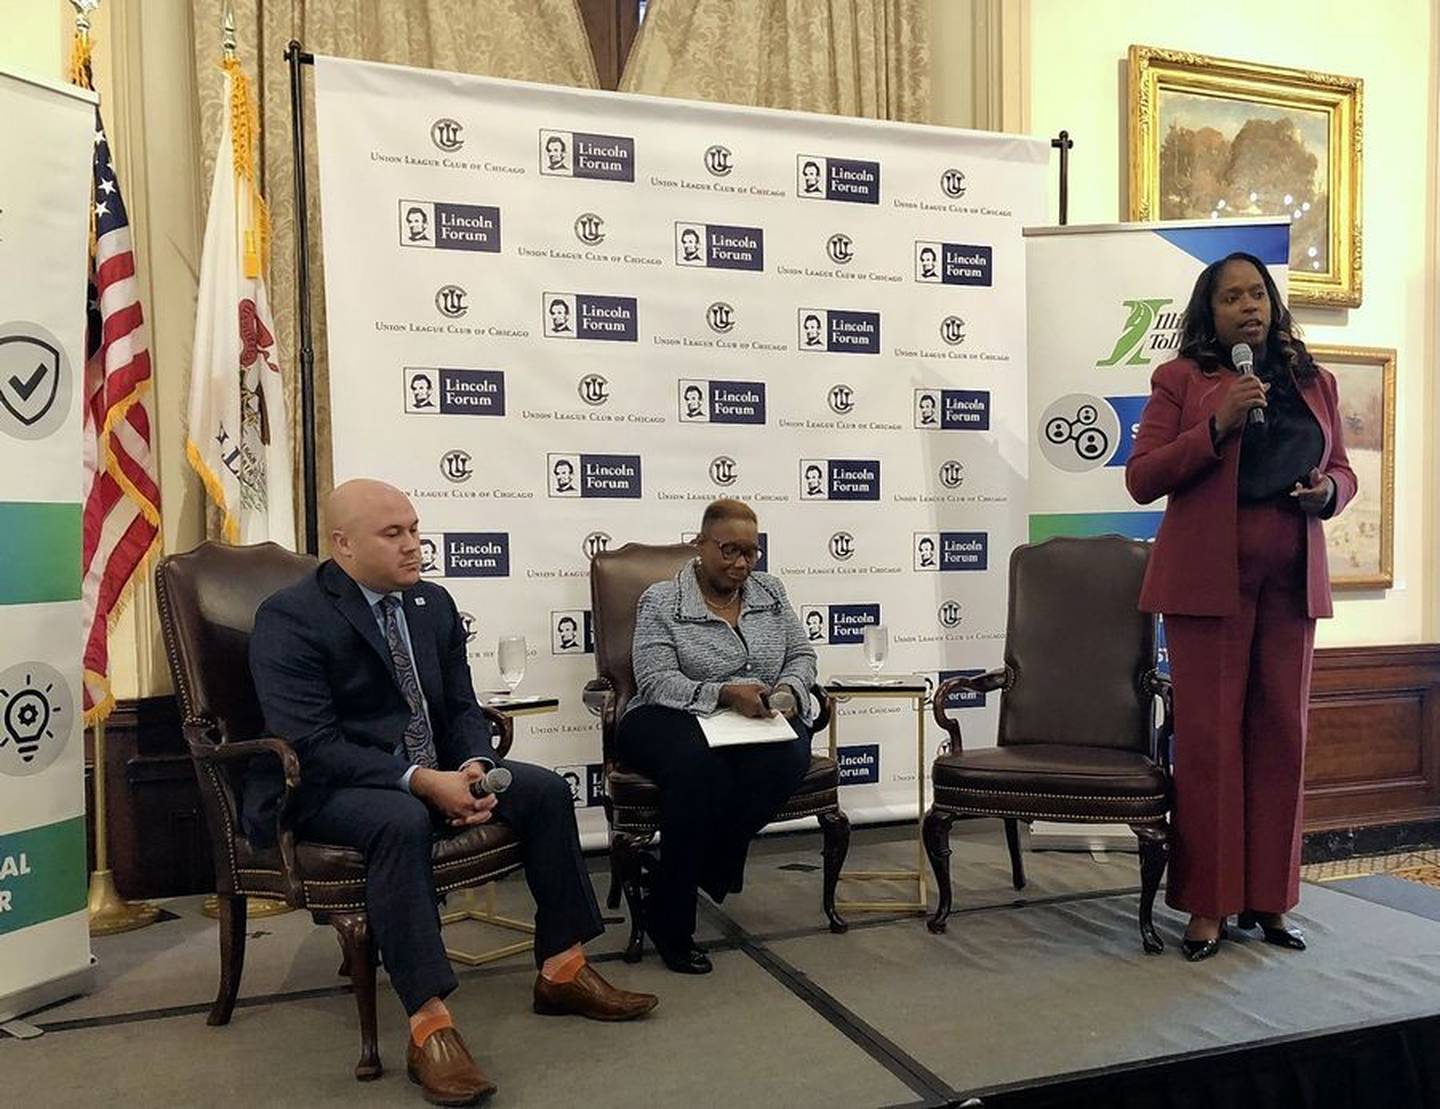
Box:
[378,595,438,769]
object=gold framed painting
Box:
[1128,45,1363,307]
[1309,344,1395,590]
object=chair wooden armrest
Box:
[184,724,305,906]
[479,704,515,759]
[809,682,831,733]
[584,677,619,741]
[1142,669,1174,768]
[930,667,1008,751]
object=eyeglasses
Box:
[702,537,761,563]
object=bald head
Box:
[328,479,423,592]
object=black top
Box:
[1235,358,1324,504]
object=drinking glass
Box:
[497,635,527,694]
[862,624,889,675]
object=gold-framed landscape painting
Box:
[1310,344,1395,590]
[1128,45,1363,307]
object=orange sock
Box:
[541,946,586,983]
[410,1009,453,1047]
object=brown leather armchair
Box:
[585,542,851,959]
[923,535,1173,954]
[155,542,523,1081]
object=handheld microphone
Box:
[1230,342,1265,426]
[469,765,513,798]
[766,687,797,716]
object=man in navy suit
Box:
[249,479,656,1105]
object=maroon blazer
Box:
[1125,356,1357,619]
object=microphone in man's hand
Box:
[469,765,512,798]
[1230,342,1265,426]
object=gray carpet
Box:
[4,823,1439,1108]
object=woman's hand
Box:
[1291,468,1334,516]
[720,683,774,718]
[1215,375,1269,435]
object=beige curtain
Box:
[189,1,599,544]
[621,0,929,122]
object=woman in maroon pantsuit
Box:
[1126,252,1356,962]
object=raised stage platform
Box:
[4,823,1439,1108]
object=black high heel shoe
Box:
[1181,921,1227,963]
[1236,910,1307,950]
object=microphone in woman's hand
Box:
[767,686,797,716]
[469,765,513,798]
[1231,342,1264,426]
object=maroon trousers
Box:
[1165,502,1316,919]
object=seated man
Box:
[248,479,656,1106]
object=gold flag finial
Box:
[69,0,102,88]
[222,1,237,61]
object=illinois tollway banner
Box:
[313,56,1047,842]
[0,68,95,1019]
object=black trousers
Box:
[299,760,604,1016]
[615,705,811,942]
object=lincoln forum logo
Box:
[914,241,993,286]
[826,233,854,265]
[679,379,766,424]
[800,459,880,501]
[800,603,881,645]
[439,449,473,483]
[675,222,764,271]
[555,763,607,808]
[435,285,468,318]
[796,154,881,204]
[710,456,738,486]
[542,292,639,342]
[836,744,880,785]
[574,212,605,246]
[430,118,464,152]
[827,384,855,415]
[704,145,734,176]
[935,669,989,709]
[914,532,988,572]
[798,308,880,354]
[914,388,991,431]
[399,200,500,253]
[940,168,966,198]
[707,302,736,333]
[404,368,505,417]
[577,373,610,406]
[418,532,510,578]
[548,453,642,498]
[539,128,635,182]
[551,610,595,655]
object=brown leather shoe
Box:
[406,1026,497,1106]
[532,964,658,1021]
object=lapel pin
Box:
[414,597,426,606]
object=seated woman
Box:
[617,498,816,974]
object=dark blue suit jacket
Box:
[245,559,499,842]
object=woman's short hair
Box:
[700,498,757,533]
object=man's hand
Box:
[720,683,774,719]
[411,766,497,827]
[1290,467,1334,516]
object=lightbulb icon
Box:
[0,662,71,775]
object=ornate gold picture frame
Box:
[1309,344,1394,589]
[1128,45,1363,307]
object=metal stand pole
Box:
[285,40,319,555]
[1051,130,1074,226]
[87,720,160,935]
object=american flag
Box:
[80,110,161,724]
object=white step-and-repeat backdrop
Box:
[313,56,1047,842]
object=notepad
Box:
[697,709,798,747]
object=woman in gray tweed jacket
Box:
[617,498,816,974]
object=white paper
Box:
[698,709,798,747]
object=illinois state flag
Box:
[186,59,294,546]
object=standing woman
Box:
[616,498,816,974]
[1126,252,1356,961]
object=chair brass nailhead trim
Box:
[935,786,1167,804]
[933,803,1167,823]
